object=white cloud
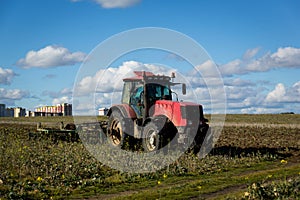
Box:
[270,47,300,67]
[225,86,255,100]
[241,107,283,114]
[220,80,300,114]
[93,0,140,8]
[265,83,286,102]
[43,87,72,98]
[224,78,255,87]
[75,61,174,96]
[220,47,300,76]
[16,45,86,68]
[214,46,300,113]
[265,82,300,103]
[242,47,260,60]
[220,58,252,76]
[73,61,176,114]
[0,67,16,85]
[41,88,73,107]
[52,96,72,105]
[193,60,221,77]
[0,88,29,100]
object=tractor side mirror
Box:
[182,83,186,95]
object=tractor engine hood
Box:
[152,100,206,127]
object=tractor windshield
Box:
[147,83,171,101]
[128,83,171,118]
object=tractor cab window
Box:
[129,84,171,118]
[147,84,172,101]
[131,86,144,104]
[121,82,131,104]
[130,85,144,117]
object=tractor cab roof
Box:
[123,71,172,83]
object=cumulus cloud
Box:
[225,85,257,101]
[16,45,86,69]
[242,47,260,60]
[265,83,286,102]
[52,96,72,105]
[73,61,177,114]
[265,81,300,103]
[41,87,73,107]
[220,47,300,76]
[220,80,300,114]
[224,78,255,87]
[43,87,73,99]
[0,67,16,85]
[270,47,300,67]
[93,0,140,8]
[75,61,174,96]
[0,88,29,100]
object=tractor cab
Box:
[121,71,179,121]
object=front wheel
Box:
[142,122,161,152]
[190,124,209,154]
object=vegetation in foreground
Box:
[0,114,299,199]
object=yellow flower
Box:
[36,177,43,182]
[197,186,202,190]
[62,174,65,179]
[244,192,250,197]
[280,159,287,164]
[163,174,167,179]
[267,174,272,178]
[157,180,161,185]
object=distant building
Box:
[5,108,14,117]
[98,107,108,116]
[0,104,5,117]
[14,107,26,117]
[26,110,32,117]
[62,103,72,116]
[0,104,26,117]
[35,103,72,116]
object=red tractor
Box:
[106,71,209,153]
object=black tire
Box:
[107,111,126,148]
[142,122,161,152]
[190,124,209,154]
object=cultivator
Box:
[29,122,79,142]
[29,121,108,143]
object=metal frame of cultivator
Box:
[29,122,79,142]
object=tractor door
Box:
[129,85,144,118]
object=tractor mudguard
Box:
[107,104,137,119]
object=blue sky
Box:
[0,0,300,114]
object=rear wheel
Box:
[143,122,160,152]
[107,111,126,148]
